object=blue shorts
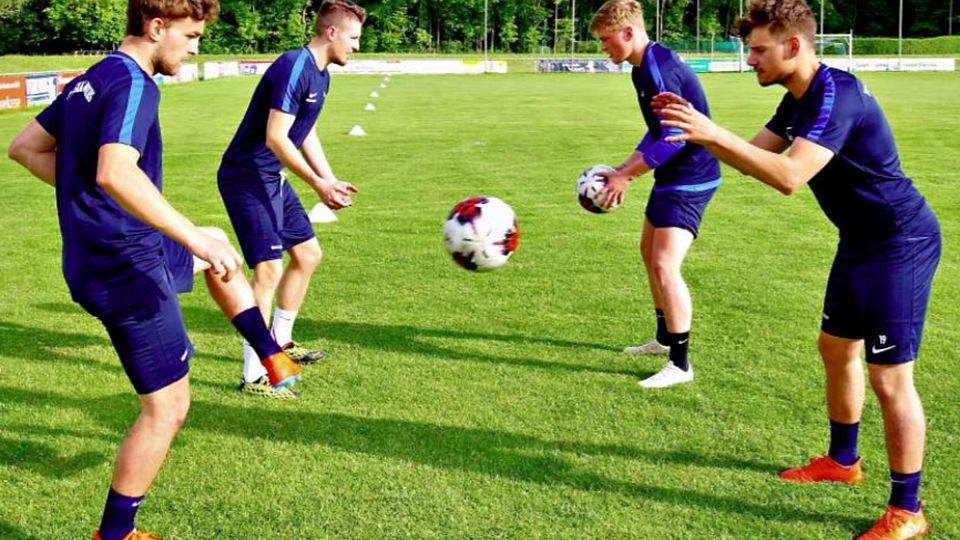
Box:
[821,232,941,364]
[218,169,316,268]
[93,241,195,395]
[644,180,719,238]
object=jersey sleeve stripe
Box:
[806,68,836,143]
[282,48,309,112]
[118,58,145,145]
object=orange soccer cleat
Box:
[856,505,929,540]
[778,455,864,484]
[92,529,163,540]
[261,351,302,389]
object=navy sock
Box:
[98,487,143,540]
[889,470,921,512]
[828,419,860,466]
[655,309,667,345]
[231,307,282,360]
[666,331,689,371]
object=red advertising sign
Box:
[0,75,27,110]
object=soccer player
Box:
[589,0,722,388]
[217,0,365,390]
[654,1,940,537]
[7,1,303,538]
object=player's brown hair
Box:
[590,0,645,34]
[736,0,816,45]
[127,0,220,36]
[315,0,366,34]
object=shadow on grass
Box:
[179,306,635,377]
[0,436,107,478]
[0,521,38,540]
[0,386,858,531]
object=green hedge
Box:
[854,36,960,55]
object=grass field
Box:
[0,69,958,539]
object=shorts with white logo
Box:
[218,169,315,268]
[644,180,719,238]
[821,232,941,364]
[96,238,195,395]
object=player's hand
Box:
[650,91,691,113]
[317,179,358,210]
[190,230,243,282]
[658,100,721,146]
[595,169,631,209]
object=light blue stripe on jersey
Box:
[653,178,721,193]
[646,43,684,141]
[118,57,144,145]
[282,48,309,112]
[806,68,836,143]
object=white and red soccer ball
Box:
[576,164,620,213]
[443,196,520,271]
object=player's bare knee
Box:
[253,260,283,289]
[868,366,913,402]
[291,241,322,270]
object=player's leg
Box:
[272,181,325,364]
[93,288,193,540]
[165,230,299,393]
[855,234,939,540]
[217,175,298,387]
[624,219,670,356]
[781,250,866,484]
[638,225,695,388]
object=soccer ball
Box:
[577,164,619,213]
[443,196,520,271]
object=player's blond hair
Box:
[126,0,219,37]
[590,0,646,33]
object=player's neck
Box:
[117,37,156,76]
[783,58,822,99]
[627,35,650,66]
[306,38,329,70]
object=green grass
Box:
[0,70,958,539]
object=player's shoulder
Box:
[72,54,157,103]
[818,66,866,109]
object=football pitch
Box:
[0,70,958,539]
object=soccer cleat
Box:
[856,505,929,540]
[282,341,327,365]
[638,361,693,388]
[238,376,298,400]
[261,351,301,389]
[92,529,163,540]
[779,455,864,484]
[623,339,670,356]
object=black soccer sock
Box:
[231,307,282,360]
[666,331,690,371]
[655,309,667,345]
[98,487,142,540]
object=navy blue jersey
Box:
[631,42,721,186]
[220,47,330,177]
[36,51,166,315]
[766,65,938,241]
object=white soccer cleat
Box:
[639,361,693,389]
[623,339,669,355]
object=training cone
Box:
[364,102,376,111]
[308,203,338,224]
[379,83,386,88]
[348,125,366,136]
[369,91,379,98]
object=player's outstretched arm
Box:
[97,143,243,281]
[266,109,354,209]
[654,92,833,195]
[8,120,57,187]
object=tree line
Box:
[0,0,956,55]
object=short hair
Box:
[315,0,366,34]
[126,0,220,36]
[590,0,645,34]
[736,0,816,45]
